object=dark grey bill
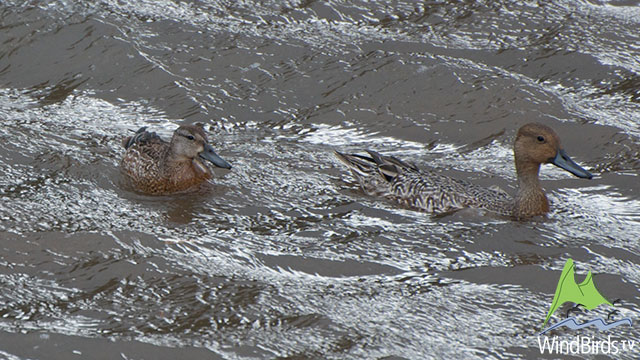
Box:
[549,149,592,179]
[199,143,232,169]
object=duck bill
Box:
[550,149,592,179]
[199,143,232,169]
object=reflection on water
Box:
[1,0,639,359]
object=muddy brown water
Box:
[1,1,639,359]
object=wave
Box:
[539,316,632,335]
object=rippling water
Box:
[1,0,639,359]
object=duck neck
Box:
[161,148,188,174]
[513,160,549,218]
[163,149,211,179]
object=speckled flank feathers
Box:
[335,150,511,215]
[335,123,593,219]
[120,125,231,195]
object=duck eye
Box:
[537,136,545,142]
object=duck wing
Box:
[122,127,164,149]
[335,150,416,195]
[336,150,512,214]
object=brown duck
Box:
[335,123,593,219]
[120,125,232,195]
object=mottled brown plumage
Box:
[335,123,593,219]
[120,125,231,195]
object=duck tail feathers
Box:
[122,127,161,149]
[334,150,417,184]
[334,151,379,179]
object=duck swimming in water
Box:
[120,125,232,195]
[335,123,593,219]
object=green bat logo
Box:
[542,258,613,330]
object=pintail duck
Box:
[120,125,232,195]
[335,123,593,219]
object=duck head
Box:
[170,125,232,170]
[514,123,592,180]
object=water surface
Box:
[1,0,639,359]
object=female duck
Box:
[120,125,232,195]
[335,123,593,219]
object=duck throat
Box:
[191,158,212,177]
[513,161,549,218]
[163,152,211,181]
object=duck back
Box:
[335,150,512,215]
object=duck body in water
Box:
[120,125,232,195]
[335,123,593,219]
